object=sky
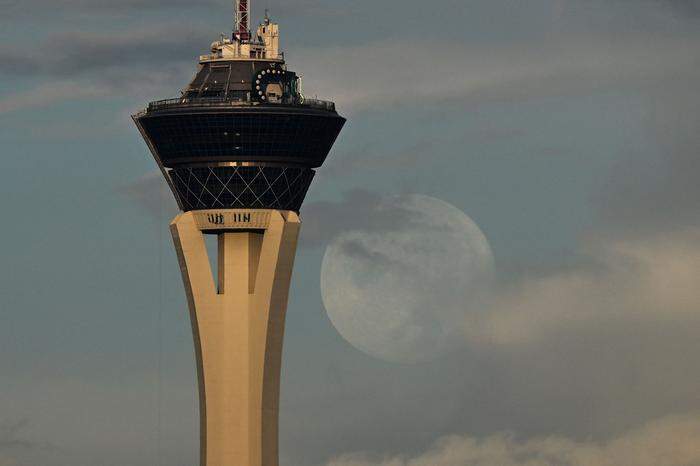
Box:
[0,1,699,465]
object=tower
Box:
[132,4,345,465]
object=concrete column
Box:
[170,210,301,466]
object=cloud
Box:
[597,69,700,232]
[9,21,699,116]
[0,26,208,114]
[657,0,700,17]
[0,419,58,456]
[308,188,700,355]
[117,171,179,219]
[315,192,699,355]
[301,190,413,249]
[0,82,108,115]
[118,172,387,229]
[0,27,209,78]
[1,0,223,16]
[468,228,699,346]
[294,34,700,115]
[326,413,700,466]
[0,421,35,450]
[311,193,700,441]
[4,5,699,120]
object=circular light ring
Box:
[251,68,297,103]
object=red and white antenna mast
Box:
[234,0,251,41]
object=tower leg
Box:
[170,210,301,466]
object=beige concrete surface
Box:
[170,209,301,466]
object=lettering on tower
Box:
[207,213,225,225]
[194,211,273,231]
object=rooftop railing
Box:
[146,96,336,113]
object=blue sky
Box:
[1,1,699,465]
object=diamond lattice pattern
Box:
[170,166,315,212]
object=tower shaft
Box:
[170,210,301,466]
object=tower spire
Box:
[234,0,250,41]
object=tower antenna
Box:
[234,0,250,41]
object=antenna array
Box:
[234,0,250,41]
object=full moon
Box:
[320,194,495,364]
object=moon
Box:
[320,194,495,364]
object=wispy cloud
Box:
[3,7,699,120]
[0,25,207,114]
[0,421,34,450]
[327,413,700,466]
[1,0,223,15]
[0,27,209,78]
[598,70,700,232]
[0,82,108,115]
[295,34,700,114]
[657,0,700,17]
[316,192,700,350]
[117,171,178,219]
[301,190,413,249]
[5,23,699,117]
[0,419,58,453]
[470,228,700,346]
[292,215,700,463]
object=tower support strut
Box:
[170,209,301,466]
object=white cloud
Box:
[327,413,700,466]
[468,229,700,346]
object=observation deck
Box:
[144,96,337,113]
[133,15,345,213]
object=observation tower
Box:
[132,2,345,465]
